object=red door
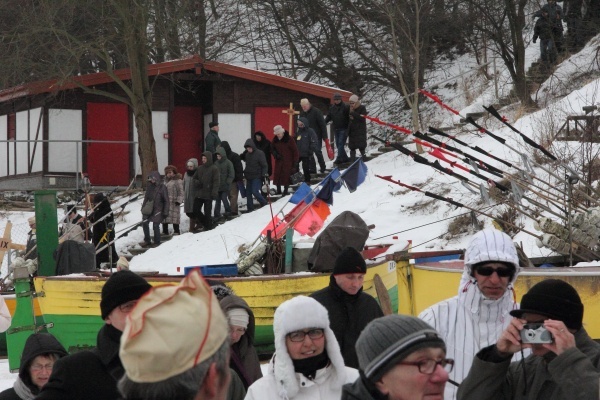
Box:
[86,103,130,186]
[254,106,297,143]
[171,106,203,171]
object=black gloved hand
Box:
[175,202,180,206]
[532,38,537,43]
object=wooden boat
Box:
[31,247,401,354]
[394,252,600,339]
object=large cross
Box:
[282,103,300,136]
[0,221,26,267]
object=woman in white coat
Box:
[245,296,358,400]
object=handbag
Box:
[290,171,304,185]
[141,199,154,216]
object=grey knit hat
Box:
[356,315,445,382]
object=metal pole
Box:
[493,57,499,102]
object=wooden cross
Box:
[282,103,300,137]
[0,222,26,267]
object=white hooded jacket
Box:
[245,296,358,400]
[419,229,524,400]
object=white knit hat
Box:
[273,296,347,398]
[227,308,249,329]
[273,125,285,135]
[349,94,359,103]
[300,98,310,106]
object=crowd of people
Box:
[4,227,600,399]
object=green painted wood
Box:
[34,191,59,277]
[7,275,36,372]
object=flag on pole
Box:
[260,216,289,239]
[289,183,315,204]
[292,199,331,237]
[339,158,368,193]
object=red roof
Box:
[0,55,351,103]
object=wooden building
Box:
[0,55,350,189]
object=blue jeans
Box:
[143,220,161,244]
[540,38,556,63]
[246,178,267,211]
[214,191,231,217]
[334,128,349,162]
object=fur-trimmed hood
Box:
[271,296,348,399]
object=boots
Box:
[162,223,169,235]
[173,224,180,235]
[283,185,289,196]
[189,218,197,233]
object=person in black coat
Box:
[310,247,384,369]
[252,131,273,177]
[220,141,244,216]
[533,12,558,64]
[300,98,328,174]
[37,270,152,400]
[347,94,368,161]
[325,93,350,164]
[0,333,67,400]
[89,193,118,268]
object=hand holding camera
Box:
[497,318,575,356]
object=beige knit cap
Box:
[300,98,310,106]
[119,270,228,383]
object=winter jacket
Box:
[347,103,367,150]
[310,276,384,369]
[24,230,37,261]
[341,377,387,400]
[0,333,67,400]
[419,228,523,400]
[253,132,273,176]
[271,131,299,186]
[193,151,220,200]
[325,102,350,130]
[221,141,244,182]
[241,139,268,180]
[89,194,117,266]
[534,3,564,29]
[183,158,200,214]
[229,369,247,400]
[220,293,262,389]
[205,129,222,154]
[533,16,555,41]
[164,173,184,224]
[300,105,328,141]
[37,324,125,400]
[295,117,320,158]
[215,147,235,192]
[141,171,170,224]
[457,328,600,400]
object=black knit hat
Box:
[510,279,584,330]
[333,93,342,100]
[100,271,152,319]
[333,247,367,275]
[356,315,445,382]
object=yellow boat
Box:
[396,256,600,339]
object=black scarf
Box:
[186,169,195,176]
[292,351,330,380]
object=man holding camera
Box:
[458,279,600,399]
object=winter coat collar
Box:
[95,324,124,381]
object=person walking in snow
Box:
[419,228,523,400]
[89,193,118,266]
[347,94,367,161]
[183,158,201,233]
[245,296,358,400]
[240,139,268,212]
[205,121,222,161]
[295,117,320,184]
[325,93,350,164]
[299,98,328,174]
[162,165,184,236]
[214,147,235,222]
[533,11,558,64]
[220,141,244,216]
[0,333,68,400]
[252,131,273,178]
[140,171,169,247]
[271,125,299,196]
[535,0,565,52]
[193,151,220,231]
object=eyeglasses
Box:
[31,363,54,372]
[475,266,513,277]
[398,358,454,375]
[118,300,138,313]
[287,328,325,342]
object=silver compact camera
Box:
[520,323,553,344]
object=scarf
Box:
[13,377,36,400]
[292,351,329,380]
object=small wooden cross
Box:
[282,103,300,136]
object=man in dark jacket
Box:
[348,94,368,161]
[89,193,118,267]
[300,98,327,174]
[37,270,152,400]
[0,333,67,400]
[533,12,558,64]
[240,138,268,212]
[220,141,243,216]
[457,279,600,400]
[205,121,222,160]
[193,151,220,231]
[325,93,350,164]
[310,246,384,369]
[295,117,319,184]
[140,171,169,248]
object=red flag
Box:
[324,139,334,160]
[290,199,331,237]
[261,216,289,239]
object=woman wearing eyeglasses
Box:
[418,228,524,400]
[245,296,358,400]
[342,314,452,400]
[0,333,67,400]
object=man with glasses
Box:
[37,270,152,399]
[245,295,358,399]
[419,229,522,399]
[342,314,451,399]
[458,279,600,399]
[311,247,384,369]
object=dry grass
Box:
[447,213,481,236]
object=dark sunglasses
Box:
[475,266,513,277]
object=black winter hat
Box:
[333,246,366,275]
[356,315,445,382]
[510,279,584,330]
[209,121,219,128]
[100,270,152,319]
[333,92,342,100]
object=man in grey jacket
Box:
[458,279,600,400]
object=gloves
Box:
[175,202,180,206]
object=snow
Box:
[2,30,600,390]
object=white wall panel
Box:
[48,109,83,173]
[0,115,7,177]
[210,113,252,155]
[133,111,169,174]
[15,111,29,174]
